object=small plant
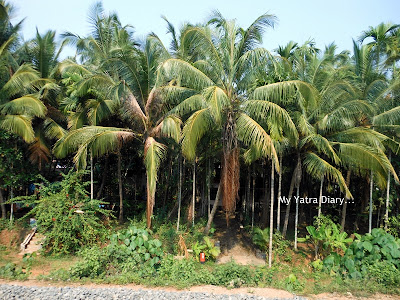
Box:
[192,236,220,261]
[0,263,29,280]
[298,215,352,259]
[252,227,290,260]
[283,273,304,293]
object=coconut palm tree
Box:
[54,7,180,227]
[158,12,304,232]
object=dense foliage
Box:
[17,170,110,254]
[323,228,400,283]
[0,0,400,295]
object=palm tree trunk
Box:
[282,166,297,237]
[268,161,275,268]
[246,165,251,217]
[0,189,5,219]
[294,185,299,250]
[318,177,324,219]
[251,165,255,229]
[192,160,196,227]
[96,155,109,199]
[90,151,94,200]
[369,170,374,233]
[221,115,239,225]
[9,187,14,223]
[118,150,123,224]
[282,173,295,238]
[276,154,282,231]
[207,157,211,217]
[385,153,391,230]
[204,183,221,235]
[177,154,182,231]
[340,170,351,231]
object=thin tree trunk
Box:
[10,187,14,223]
[163,155,173,208]
[204,183,221,235]
[276,154,282,231]
[340,170,351,231]
[90,151,94,200]
[177,154,182,231]
[96,156,109,199]
[118,150,123,224]
[294,185,299,250]
[0,189,5,219]
[246,165,251,217]
[385,153,391,230]
[318,177,324,219]
[251,165,255,229]
[192,160,196,227]
[369,170,373,234]
[282,167,297,237]
[207,157,211,217]
[268,161,275,267]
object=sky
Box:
[8,0,400,58]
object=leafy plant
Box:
[283,273,304,293]
[298,215,352,259]
[192,236,220,261]
[0,262,29,280]
[71,226,163,279]
[252,227,290,259]
[14,170,111,255]
[323,228,400,283]
[108,225,163,267]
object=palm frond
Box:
[303,152,351,198]
[144,137,167,196]
[181,108,213,161]
[0,115,35,143]
[1,95,46,117]
[243,99,298,144]
[236,113,278,169]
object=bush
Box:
[16,170,111,255]
[71,226,163,279]
[323,228,400,284]
[298,215,353,260]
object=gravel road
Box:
[0,284,307,299]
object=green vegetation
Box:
[0,0,399,297]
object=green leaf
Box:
[362,241,373,252]
[344,259,355,271]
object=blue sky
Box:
[9,0,400,58]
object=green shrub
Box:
[252,227,290,259]
[299,215,352,260]
[71,246,108,278]
[71,226,163,279]
[16,170,111,255]
[388,215,400,238]
[323,228,400,284]
[0,263,29,280]
[192,236,220,261]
